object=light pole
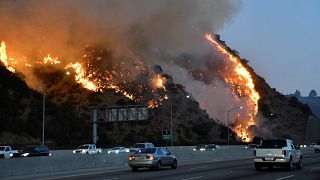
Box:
[42,85,45,146]
[170,95,190,146]
[170,103,173,146]
[227,106,243,145]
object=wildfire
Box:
[0,41,15,72]
[1,40,167,109]
[42,54,61,64]
[205,33,260,142]
[153,74,166,90]
[65,62,101,92]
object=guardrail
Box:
[0,146,314,178]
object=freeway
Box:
[18,151,320,180]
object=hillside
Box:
[0,64,228,148]
[0,35,315,148]
[214,35,313,144]
[296,96,320,118]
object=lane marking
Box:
[181,176,203,180]
[189,166,208,170]
[275,175,295,180]
[43,169,126,180]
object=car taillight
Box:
[129,156,135,161]
[253,150,256,157]
[146,155,154,160]
[282,150,287,156]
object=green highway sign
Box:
[162,130,171,140]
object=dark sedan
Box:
[128,147,177,172]
[15,145,51,157]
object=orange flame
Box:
[153,74,166,90]
[205,33,260,142]
[42,54,61,64]
[1,40,168,109]
[0,41,16,72]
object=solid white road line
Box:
[275,174,295,180]
[181,176,203,180]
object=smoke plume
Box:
[0,0,239,59]
[0,0,242,123]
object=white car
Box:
[107,147,129,154]
[0,146,14,158]
[73,144,102,154]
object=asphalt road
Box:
[38,151,320,180]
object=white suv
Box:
[129,142,155,152]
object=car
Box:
[129,142,155,152]
[0,146,14,158]
[253,139,302,170]
[193,144,221,151]
[128,147,177,172]
[107,147,129,154]
[314,141,320,153]
[17,145,51,157]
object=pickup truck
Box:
[72,144,102,154]
[0,146,14,158]
[253,139,302,170]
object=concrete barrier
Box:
[0,146,312,178]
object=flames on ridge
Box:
[0,41,167,108]
[1,35,260,142]
[205,33,260,142]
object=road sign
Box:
[162,130,171,140]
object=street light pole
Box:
[42,85,45,146]
[170,103,173,146]
[227,106,243,146]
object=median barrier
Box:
[0,145,251,178]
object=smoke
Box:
[163,64,251,125]
[0,0,241,122]
[0,0,239,59]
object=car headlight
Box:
[200,148,205,151]
[10,153,13,157]
[73,150,76,154]
[21,153,29,157]
[82,150,86,153]
[107,151,111,154]
[115,150,119,153]
[49,153,52,156]
[126,149,129,152]
[193,148,196,151]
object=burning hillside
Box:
[0,0,258,142]
[0,1,312,145]
[1,33,260,142]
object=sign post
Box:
[162,130,171,148]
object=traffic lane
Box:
[44,158,255,180]
[46,153,320,180]
[204,154,320,180]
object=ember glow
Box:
[205,33,260,142]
